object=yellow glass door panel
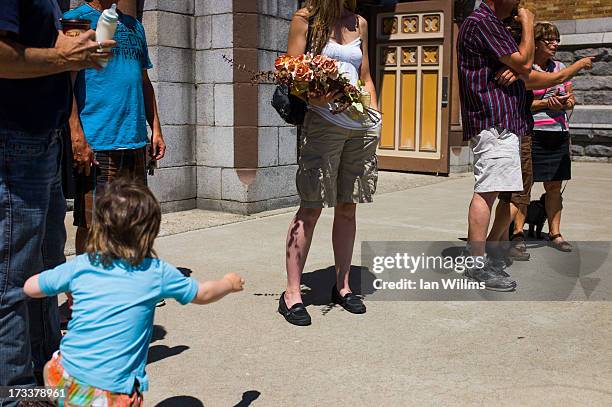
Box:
[380,72,397,149]
[400,72,417,150]
[420,71,439,152]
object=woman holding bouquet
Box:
[279,0,380,326]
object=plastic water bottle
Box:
[95,3,119,67]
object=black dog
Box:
[525,194,548,239]
[509,193,563,240]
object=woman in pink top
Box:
[530,22,575,252]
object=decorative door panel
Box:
[373,1,453,174]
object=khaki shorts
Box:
[499,133,533,206]
[297,111,379,208]
[471,127,522,193]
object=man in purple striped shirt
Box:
[457,0,534,291]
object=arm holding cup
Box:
[0,29,115,79]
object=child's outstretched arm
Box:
[192,273,245,305]
[24,275,47,299]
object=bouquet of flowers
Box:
[271,53,379,123]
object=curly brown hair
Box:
[86,178,161,268]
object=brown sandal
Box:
[549,234,572,252]
[510,232,527,252]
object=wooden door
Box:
[373,0,454,174]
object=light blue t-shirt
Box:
[64,5,153,151]
[38,254,198,394]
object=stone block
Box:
[156,82,195,125]
[259,15,290,52]
[158,125,196,168]
[196,126,234,167]
[560,33,605,47]
[148,47,194,83]
[217,195,300,214]
[196,84,215,126]
[197,166,223,200]
[195,0,232,16]
[575,91,612,105]
[574,48,611,61]
[277,0,298,20]
[258,127,279,167]
[553,19,576,35]
[161,199,197,214]
[571,76,612,91]
[571,107,612,125]
[449,146,471,167]
[143,0,194,15]
[221,165,297,202]
[258,0,278,16]
[144,11,194,49]
[214,84,234,126]
[196,15,212,50]
[554,51,574,64]
[195,49,234,84]
[576,17,612,35]
[571,145,585,156]
[212,14,233,49]
[259,84,288,127]
[148,166,197,202]
[259,49,279,71]
[585,145,612,157]
[591,62,612,76]
[278,126,297,165]
[196,198,224,212]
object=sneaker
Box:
[156,299,166,307]
[465,263,517,292]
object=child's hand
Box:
[224,273,245,292]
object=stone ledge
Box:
[560,32,612,47]
[555,17,612,35]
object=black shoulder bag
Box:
[271,20,313,126]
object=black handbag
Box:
[271,85,307,125]
[271,19,313,126]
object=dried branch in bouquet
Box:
[222,54,276,85]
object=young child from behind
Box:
[24,178,244,406]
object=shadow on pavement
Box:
[301,265,376,307]
[151,325,167,343]
[155,396,204,406]
[147,345,189,364]
[233,390,261,406]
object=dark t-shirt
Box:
[0,0,71,133]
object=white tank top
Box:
[308,37,378,130]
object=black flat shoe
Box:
[331,285,366,314]
[278,292,311,326]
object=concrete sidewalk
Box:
[75,163,612,406]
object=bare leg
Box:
[513,204,527,236]
[332,203,357,296]
[285,207,322,308]
[487,201,519,243]
[544,181,563,241]
[468,192,498,257]
[75,226,88,255]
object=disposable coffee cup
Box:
[60,19,91,37]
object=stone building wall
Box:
[522,0,612,21]
[64,0,301,214]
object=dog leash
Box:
[560,180,568,196]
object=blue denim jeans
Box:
[0,129,66,406]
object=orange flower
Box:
[274,54,294,70]
[321,59,338,78]
[294,63,314,82]
[311,54,327,67]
